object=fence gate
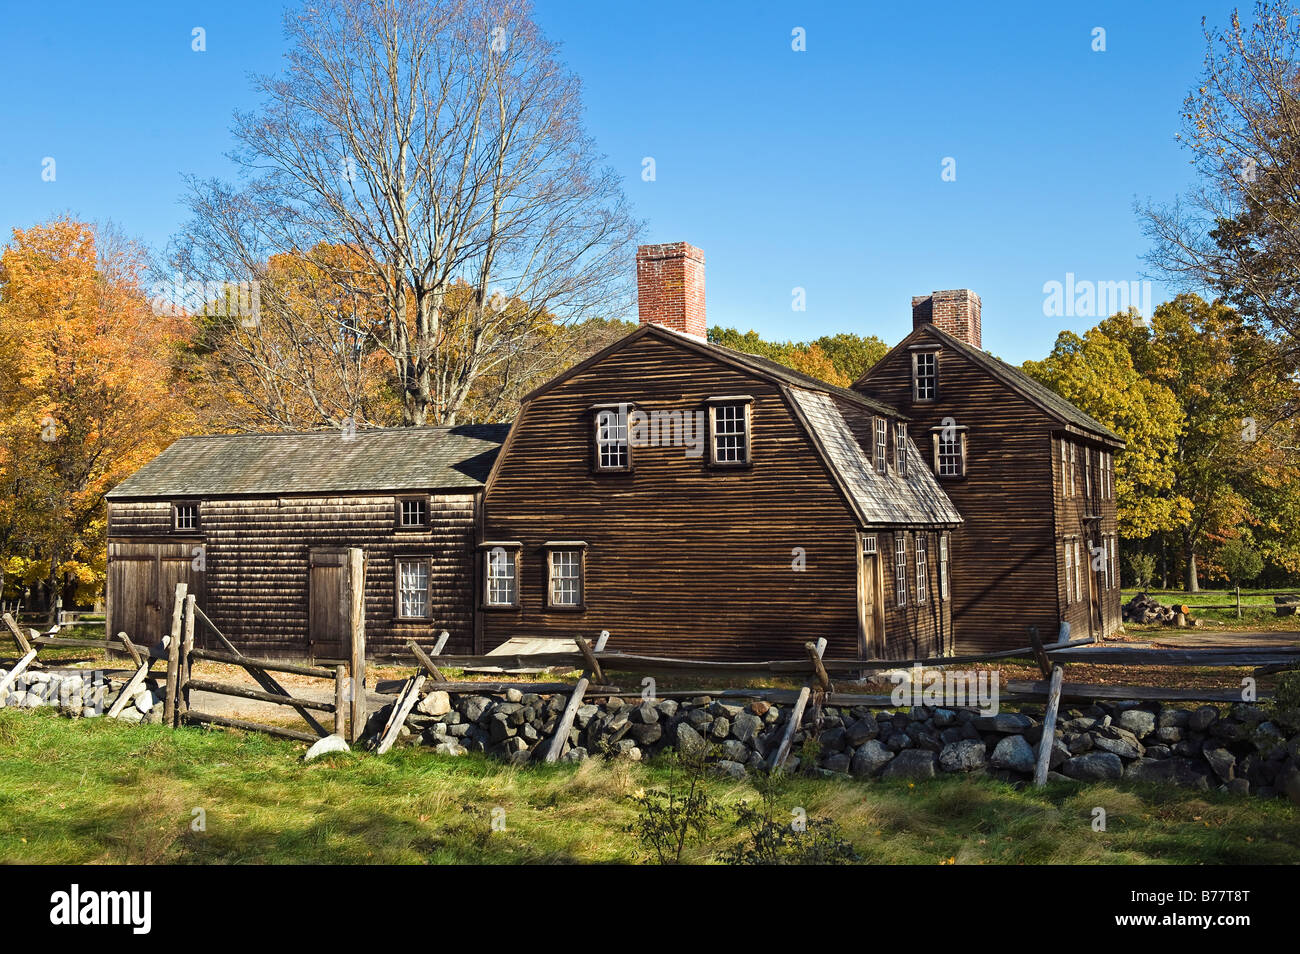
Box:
[308,548,350,662]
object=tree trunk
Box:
[1159,536,1169,589]
[1182,528,1199,593]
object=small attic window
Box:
[912,350,938,402]
[396,496,429,529]
[173,502,200,532]
[707,397,752,467]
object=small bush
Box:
[715,772,859,865]
[1126,551,1157,590]
[625,746,721,864]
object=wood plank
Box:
[177,595,197,726]
[408,639,446,682]
[374,675,425,755]
[184,710,321,744]
[1027,626,1052,680]
[187,648,336,679]
[1046,647,1300,667]
[0,650,38,700]
[183,678,337,712]
[2,613,33,655]
[117,632,143,669]
[1007,680,1270,703]
[544,677,589,762]
[1032,665,1064,787]
[334,665,347,737]
[769,686,810,773]
[348,547,367,744]
[107,639,163,718]
[162,584,187,727]
[806,640,832,691]
[574,636,604,684]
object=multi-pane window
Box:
[174,502,199,531]
[939,535,950,601]
[398,497,427,528]
[547,548,583,608]
[1109,535,1118,589]
[894,422,908,476]
[862,534,877,555]
[485,547,518,607]
[711,402,749,465]
[1060,442,1068,498]
[1064,541,1074,604]
[894,532,908,607]
[397,558,430,619]
[915,534,928,605]
[912,351,937,401]
[1069,445,1077,497]
[937,432,963,477]
[1085,450,1092,499]
[595,407,630,471]
[874,418,888,475]
[1073,540,1083,602]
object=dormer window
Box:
[593,404,631,472]
[912,350,938,402]
[894,422,908,476]
[874,418,888,475]
[707,397,752,467]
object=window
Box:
[396,496,428,529]
[894,532,908,607]
[939,534,950,601]
[173,502,200,532]
[915,534,928,605]
[1069,445,1077,497]
[396,558,432,619]
[1064,541,1073,604]
[862,534,877,555]
[594,405,630,472]
[709,400,751,466]
[1085,450,1092,498]
[482,544,520,608]
[1060,442,1068,498]
[874,418,888,475]
[934,429,965,477]
[912,350,938,401]
[1073,540,1083,602]
[1109,535,1118,589]
[546,545,585,609]
[894,422,908,476]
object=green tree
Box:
[1217,538,1264,587]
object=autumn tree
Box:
[0,219,192,614]
[708,327,889,388]
[176,0,639,427]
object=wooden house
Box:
[104,425,508,660]
[853,290,1126,651]
[477,243,963,662]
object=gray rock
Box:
[675,721,707,759]
[1092,727,1143,760]
[719,740,750,763]
[1062,752,1124,780]
[629,722,662,746]
[1126,757,1210,789]
[845,716,879,746]
[931,707,958,728]
[851,739,894,778]
[432,741,467,757]
[973,712,1034,734]
[505,687,523,703]
[1202,744,1236,782]
[562,746,588,762]
[630,702,659,724]
[416,690,451,717]
[711,759,747,779]
[1188,706,1219,732]
[462,696,492,722]
[880,748,937,780]
[938,739,987,773]
[822,752,851,774]
[303,734,350,761]
[731,711,763,743]
[990,735,1036,774]
[1118,708,1157,739]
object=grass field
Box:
[1121,587,1300,631]
[1,708,1297,865]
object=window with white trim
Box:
[709,401,750,465]
[1064,541,1073,604]
[1060,442,1068,498]
[484,546,519,607]
[1085,449,1092,498]
[912,351,938,401]
[1073,540,1083,602]
[915,534,928,605]
[935,430,964,477]
[874,417,888,475]
[862,534,877,555]
[894,422,907,476]
[546,547,584,608]
[1069,445,1077,497]
[1109,535,1118,589]
[939,534,950,601]
[396,557,431,619]
[594,406,630,471]
[894,532,908,607]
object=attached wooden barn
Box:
[104,425,508,660]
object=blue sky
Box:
[0,1,1239,363]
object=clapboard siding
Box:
[107,493,478,658]
[482,333,950,661]
[856,325,1122,651]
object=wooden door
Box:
[857,533,885,658]
[107,539,204,648]
[308,549,350,662]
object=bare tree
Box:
[1140,1,1300,365]
[177,0,639,426]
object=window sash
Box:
[399,498,427,527]
[937,433,963,476]
[1069,445,1076,496]
[547,549,583,607]
[874,418,888,474]
[1064,542,1073,604]
[485,549,518,607]
[1073,541,1082,602]
[939,535,950,600]
[894,422,907,476]
[397,559,430,619]
[711,402,749,465]
[595,408,630,471]
[915,534,928,605]
[174,504,198,531]
[913,352,937,401]
[894,533,908,607]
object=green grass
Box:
[1,708,1297,864]
[1122,587,1300,629]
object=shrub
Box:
[1125,550,1157,590]
[625,745,721,864]
[1217,539,1263,587]
[715,772,859,865]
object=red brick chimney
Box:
[637,242,706,339]
[912,289,981,349]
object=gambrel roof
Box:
[786,387,963,528]
[107,424,510,499]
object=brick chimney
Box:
[637,242,706,339]
[912,289,981,349]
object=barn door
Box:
[857,533,885,658]
[308,549,350,662]
[107,540,204,648]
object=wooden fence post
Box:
[347,548,367,743]
[1032,665,1065,787]
[1236,585,1242,619]
[162,583,188,727]
[176,595,196,726]
[333,665,347,738]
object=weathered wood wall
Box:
[482,334,949,661]
[107,492,478,659]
